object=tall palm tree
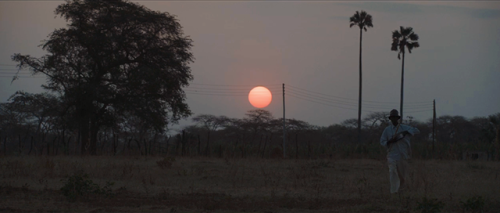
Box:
[350,11,373,143]
[391,26,419,122]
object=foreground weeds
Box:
[0,156,499,212]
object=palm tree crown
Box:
[391,26,420,122]
[391,26,420,59]
[350,11,373,30]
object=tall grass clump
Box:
[416,197,445,213]
[460,196,485,213]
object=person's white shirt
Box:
[380,123,420,160]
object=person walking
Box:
[380,109,420,193]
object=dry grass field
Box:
[0,156,499,213]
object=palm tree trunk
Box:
[400,51,405,122]
[358,29,363,144]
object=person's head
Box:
[388,109,400,126]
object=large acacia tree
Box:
[12,0,194,155]
[349,10,373,144]
[391,26,419,121]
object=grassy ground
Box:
[0,155,499,212]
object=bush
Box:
[60,171,114,201]
[416,197,445,213]
[156,156,175,169]
[460,196,484,213]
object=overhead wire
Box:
[185,83,281,97]
[287,90,358,107]
[0,65,39,78]
[287,84,431,105]
[285,84,432,114]
[0,71,45,78]
[405,109,433,113]
[286,85,431,110]
[286,90,385,112]
[185,92,248,97]
[0,75,45,78]
[0,63,18,66]
[188,86,279,92]
[184,83,431,114]
[0,69,30,71]
[189,83,282,88]
[0,63,434,114]
[286,93,377,112]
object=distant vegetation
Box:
[1,100,499,160]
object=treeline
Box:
[180,111,500,160]
[1,94,499,160]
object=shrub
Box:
[156,156,175,169]
[416,197,445,213]
[60,171,114,201]
[460,196,484,213]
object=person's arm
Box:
[400,125,420,137]
[386,136,399,146]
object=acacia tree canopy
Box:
[11,0,194,154]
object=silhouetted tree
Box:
[192,114,228,156]
[221,117,259,157]
[242,109,275,139]
[338,118,358,143]
[435,115,477,144]
[341,118,358,129]
[286,118,311,158]
[12,0,194,155]
[363,112,389,129]
[489,113,500,160]
[6,91,63,154]
[350,10,373,144]
[0,102,25,154]
[239,110,275,157]
[362,111,388,143]
[391,26,420,121]
[469,117,495,143]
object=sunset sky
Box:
[1,1,499,130]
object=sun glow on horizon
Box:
[248,86,272,108]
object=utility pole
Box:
[283,83,286,158]
[432,99,436,152]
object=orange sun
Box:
[248,86,272,108]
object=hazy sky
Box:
[1,1,499,130]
